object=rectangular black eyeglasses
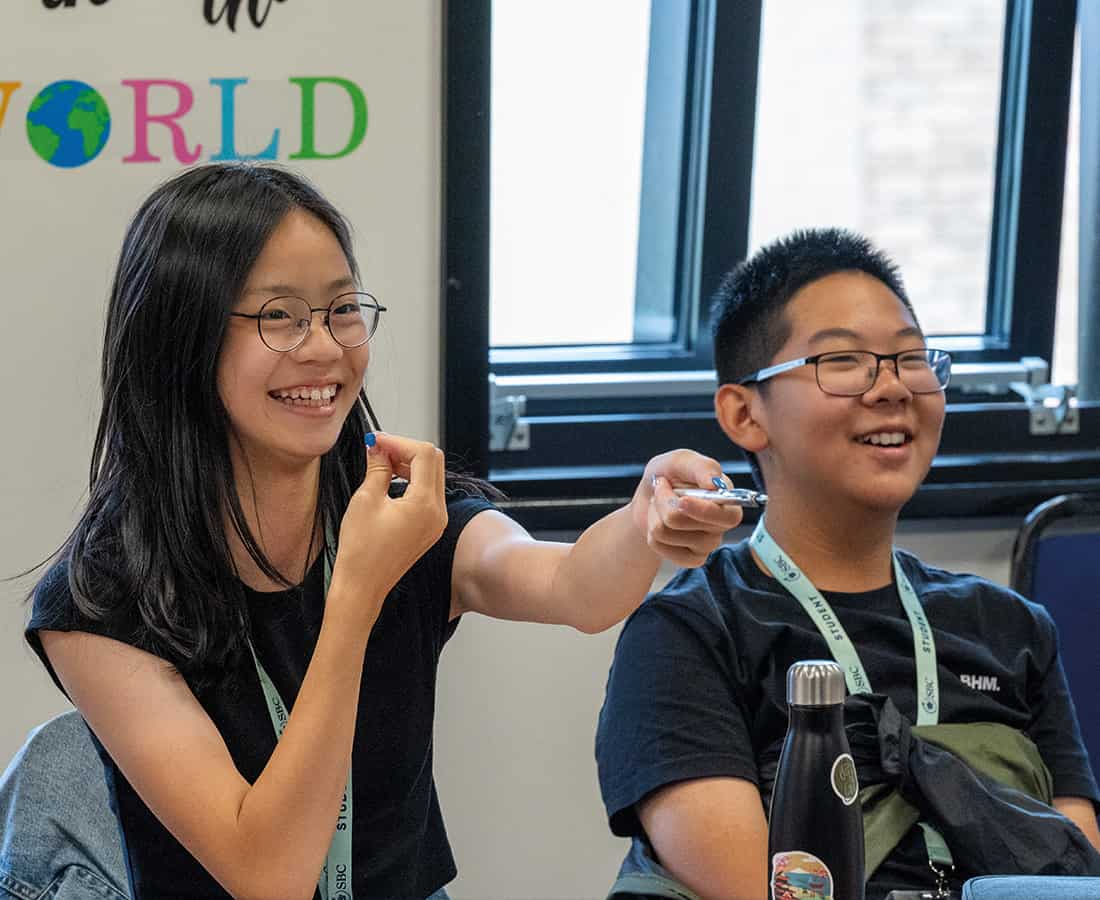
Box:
[736,348,952,397]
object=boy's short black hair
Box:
[711,227,914,387]
[710,227,917,489]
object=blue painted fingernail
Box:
[364,432,377,448]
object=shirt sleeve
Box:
[595,572,759,837]
[428,492,496,644]
[1026,604,1100,804]
[25,558,133,700]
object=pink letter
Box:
[122,79,202,164]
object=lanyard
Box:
[750,516,939,725]
[751,517,954,877]
[247,541,353,900]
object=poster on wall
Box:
[9,3,371,172]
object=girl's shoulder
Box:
[27,550,140,649]
[29,556,78,629]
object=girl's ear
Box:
[714,383,769,454]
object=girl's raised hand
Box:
[329,433,448,633]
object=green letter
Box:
[289,77,367,160]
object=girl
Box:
[25,164,741,899]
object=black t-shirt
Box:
[596,539,1100,900]
[27,494,494,900]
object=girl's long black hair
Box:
[35,163,496,689]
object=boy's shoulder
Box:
[632,541,1057,634]
[894,547,1055,631]
[894,547,1013,598]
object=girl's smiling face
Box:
[217,208,370,473]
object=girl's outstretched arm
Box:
[450,449,742,632]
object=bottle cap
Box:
[787,660,846,707]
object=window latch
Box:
[489,392,530,451]
[1009,381,1080,435]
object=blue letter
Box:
[209,77,279,161]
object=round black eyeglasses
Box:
[738,348,952,397]
[230,292,386,352]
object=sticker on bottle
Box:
[830,752,859,806]
[770,850,833,900]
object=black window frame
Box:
[442,0,1100,532]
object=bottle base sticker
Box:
[771,850,833,900]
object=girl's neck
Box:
[227,452,322,591]
[753,492,899,593]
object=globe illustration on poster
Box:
[26,80,111,168]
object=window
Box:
[749,1,1006,340]
[444,0,1100,530]
[1053,30,1079,388]
[490,1,652,348]
[486,0,723,371]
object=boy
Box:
[595,229,1100,900]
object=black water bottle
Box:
[768,660,864,900]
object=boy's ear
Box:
[714,383,769,453]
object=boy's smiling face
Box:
[748,270,945,516]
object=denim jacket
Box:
[0,712,129,899]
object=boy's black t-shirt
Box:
[596,539,1100,899]
[27,494,494,900]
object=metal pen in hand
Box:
[673,476,767,507]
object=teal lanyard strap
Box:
[247,535,353,900]
[751,516,952,872]
[750,517,939,725]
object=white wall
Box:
[1,5,1033,900]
